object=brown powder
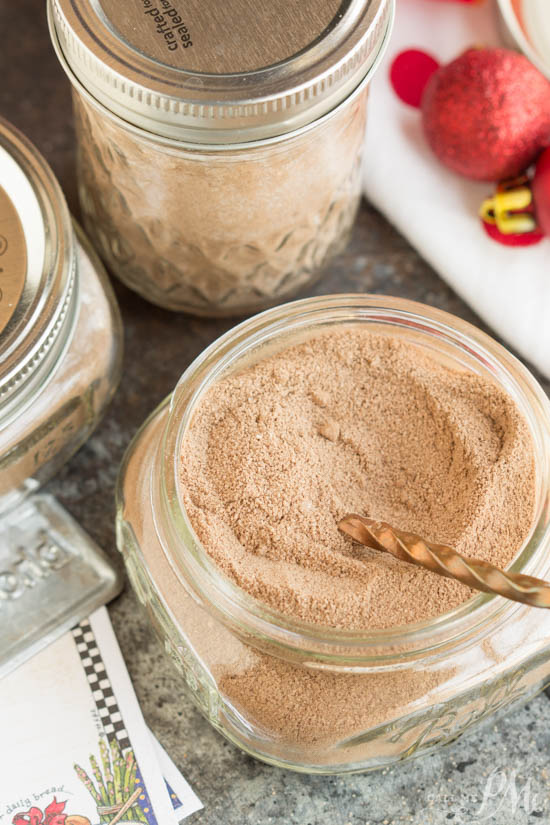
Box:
[121,407,452,752]
[180,329,537,631]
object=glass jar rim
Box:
[155,294,550,665]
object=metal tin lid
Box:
[0,118,76,416]
[0,493,121,678]
[49,0,393,143]
[497,0,550,79]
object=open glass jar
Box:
[48,0,393,317]
[0,117,123,675]
[116,295,550,773]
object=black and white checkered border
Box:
[72,619,131,752]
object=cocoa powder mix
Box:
[180,328,537,631]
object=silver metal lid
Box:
[49,0,393,143]
[497,0,550,79]
[0,118,76,417]
[0,493,121,677]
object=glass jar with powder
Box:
[116,294,550,773]
[0,117,122,676]
[47,0,393,317]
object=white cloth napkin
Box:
[363,0,550,378]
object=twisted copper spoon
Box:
[338,514,550,609]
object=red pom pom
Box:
[390,49,440,108]
[422,48,550,181]
[532,146,550,236]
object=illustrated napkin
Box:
[0,607,201,824]
[151,735,202,822]
[363,0,550,379]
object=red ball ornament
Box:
[422,48,550,181]
[532,146,550,237]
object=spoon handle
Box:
[338,514,550,609]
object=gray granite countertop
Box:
[3,3,550,824]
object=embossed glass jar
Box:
[116,295,550,773]
[48,0,393,317]
[0,118,122,674]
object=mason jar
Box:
[116,295,550,773]
[47,0,393,317]
[0,117,122,675]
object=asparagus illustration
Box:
[123,752,147,823]
[111,738,125,805]
[124,751,136,791]
[100,738,115,807]
[124,751,135,814]
[74,763,102,807]
[90,754,110,807]
[74,739,145,822]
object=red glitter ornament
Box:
[422,48,550,181]
[532,146,550,237]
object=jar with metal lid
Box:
[0,117,123,676]
[116,294,550,773]
[48,0,393,317]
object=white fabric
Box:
[363,0,550,378]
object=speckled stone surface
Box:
[3,3,550,824]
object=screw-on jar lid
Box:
[48,0,393,143]
[0,118,75,415]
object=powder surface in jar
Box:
[179,329,537,630]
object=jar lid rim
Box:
[48,0,393,143]
[0,118,75,414]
